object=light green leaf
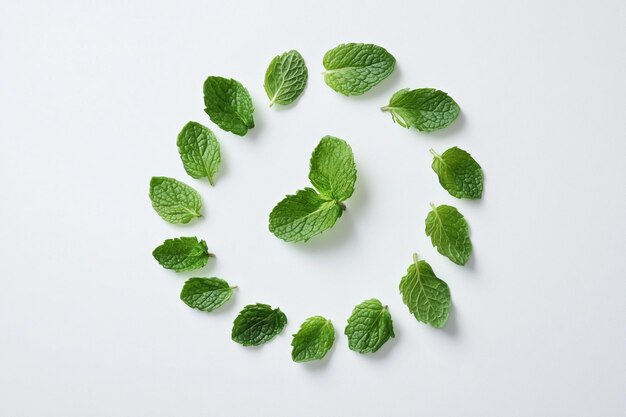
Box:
[176,121,221,185]
[344,299,394,354]
[309,135,356,201]
[399,254,451,328]
[180,277,235,312]
[232,303,287,346]
[149,176,202,224]
[152,236,212,272]
[269,188,343,242]
[425,203,472,265]
[264,50,308,107]
[430,147,483,199]
[203,76,254,136]
[291,316,335,363]
[323,43,396,96]
[382,88,460,132]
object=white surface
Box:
[1,1,625,416]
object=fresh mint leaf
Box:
[430,147,483,199]
[203,76,254,136]
[177,121,221,185]
[180,277,234,312]
[382,88,460,132]
[399,254,451,328]
[149,176,202,224]
[344,299,394,354]
[323,43,396,96]
[425,203,472,265]
[264,50,308,107]
[309,136,356,201]
[291,316,335,363]
[152,236,212,272]
[269,188,343,242]
[232,303,287,346]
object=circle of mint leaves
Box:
[150,43,481,362]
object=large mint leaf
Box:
[344,299,394,354]
[323,43,395,96]
[177,121,221,185]
[431,147,483,199]
[382,88,460,132]
[309,136,356,201]
[425,203,472,265]
[231,303,287,346]
[399,254,451,328]
[264,50,308,107]
[203,76,254,136]
[291,316,335,363]
[149,176,202,224]
[152,236,212,272]
[180,277,234,312]
[269,188,343,242]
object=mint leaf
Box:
[323,43,395,96]
[149,176,202,224]
[425,203,472,265]
[203,76,254,136]
[177,121,221,185]
[344,299,394,354]
[152,236,212,272]
[309,136,356,201]
[264,50,308,107]
[430,147,483,199]
[269,188,343,242]
[399,254,451,328]
[382,88,460,132]
[180,277,234,312]
[232,303,287,346]
[291,316,335,363]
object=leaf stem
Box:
[429,202,437,210]
[429,148,441,159]
[208,176,215,186]
[338,202,347,211]
[380,106,389,112]
[412,253,419,265]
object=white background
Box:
[1,1,625,416]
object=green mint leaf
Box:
[425,203,472,265]
[269,188,343,242]
[203,76,255,136]
[152,236,212,272]
[149,176,202,224]
[382,88,460,132]
[309,135,357,201]
[344,299,394,354]
[399,254,451,328]
[180,277,234,312]
[264,50,308,107]
[176,121,221,185]
[291,316,335,363]
[232,303,287,346]
[323,43,396,96]
[430,147,483,199]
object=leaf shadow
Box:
[440,304,459,338]
[243,103,266,141]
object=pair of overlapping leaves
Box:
[269,136,356,242]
